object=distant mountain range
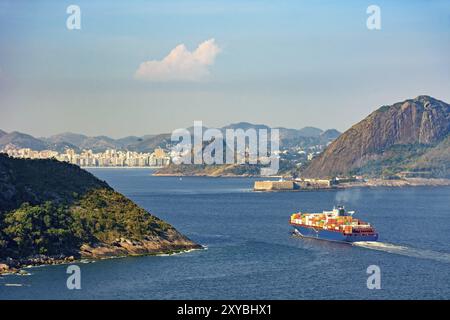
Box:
[0,123,341,153]
[303,96,450,179]
[0,131,54,151]
[5,96,447,180]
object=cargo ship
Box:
[290,206,378,243]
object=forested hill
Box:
[0,154,200,266]
[0,154,110,213]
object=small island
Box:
[0,154,201,274]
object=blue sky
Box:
[1,0,449,137]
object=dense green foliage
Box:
[71,189,171,243]
[0,154,110,213]
[0,155,174,260]
[2,202,79,257]
[0,189,172,259]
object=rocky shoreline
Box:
[0,255,78,275]
[79,231,203,259]
[0,245,204,276]
[1,232,203,276]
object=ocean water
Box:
[1,168,450,299]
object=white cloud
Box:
[135,38,221,82]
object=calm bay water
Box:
[1,168,450,299]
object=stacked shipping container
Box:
[290,212,374,234]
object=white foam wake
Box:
[353,241,450,264]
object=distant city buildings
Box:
[1,144,171,168]
[1,142,326,169]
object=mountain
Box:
[222,122,270,131]
[127,133,172,152]
[219,123,338,150]
[277,127,340,149]
[1,123,341,154]
[296,126,323,137]
[409,135,450,176]
[44,133,122,152]
[0,154,200,271]
[44,141,80,153]
[45,132,159,152]
[77,135,119,152]
[44,132,88,147]
[0,131,49,150]
[115,136,143,147]
[0,131,79,153]
[320,129,341,141]
[223,123,326,138]
[303,96,450,178]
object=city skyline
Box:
[2,145,171,167]
[1,0,449,137]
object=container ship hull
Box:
[292,224,378,243]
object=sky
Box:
[0,0,449,138]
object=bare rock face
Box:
[303,96,450,178]
[0,263,9,272]
[80,229,202,259]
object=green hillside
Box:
[0,154,199,264]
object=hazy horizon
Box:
[1,121,341,140]
[1,0,449,138]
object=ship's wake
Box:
[353,241,450,264]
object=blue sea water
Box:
[1,168,450,299]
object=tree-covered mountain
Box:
[0,154,200,268]
[303,96,450,178]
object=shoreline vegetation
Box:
[0,155,202,275]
